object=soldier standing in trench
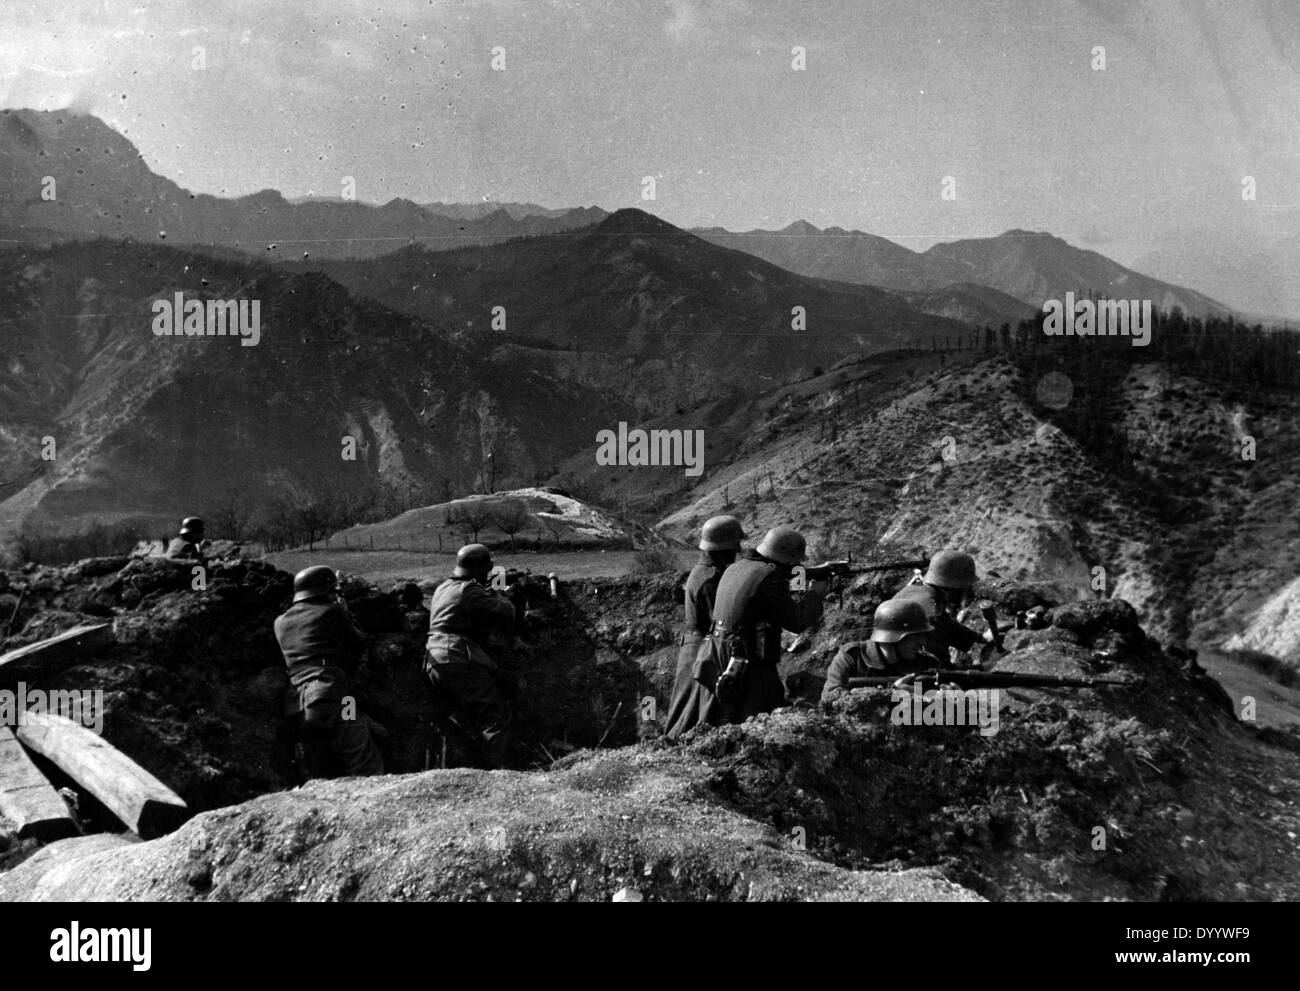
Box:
[424,543,517,769]
[668,526,828,738]
[664,515,746,739]
[275,566,385,777]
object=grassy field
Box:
[265,547,698,585]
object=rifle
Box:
[845,668,1132,691]
[797,555,929,586]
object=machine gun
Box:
[792,552,929,591]
[845,668,1132,692]
[489,566,561,610]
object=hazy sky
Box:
[2,0,1298,263]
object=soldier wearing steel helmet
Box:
[675,525,828,734]
[274,565,384,777]
[424,543,517,769]
[164,516,207,565]
[891,549,990,661]
[664,515,745,738]
[821,599,941,700]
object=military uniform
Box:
[164,536,204,563]
[274,598,384,777]
[821,640,939,700]
[664,551,732,739]
[682,550,824,731]
[891,581,982,658]
[424,576,517,768]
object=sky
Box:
[1,0,1298,266]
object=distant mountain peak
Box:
[593,208,681,236]
[240,188,287,206]
[780,219,821,235]
[997,229,1056,240]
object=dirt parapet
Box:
[2,557,1298,901]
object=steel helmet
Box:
[923,550,977,589]
[699,515,745,551]
[870,598,934,643]
[180,516,205,537]
[453,543,493,578]
[756,526,807,567]
[292,565,338,603]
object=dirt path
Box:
[1198,649,1300,730]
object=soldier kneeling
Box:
[821,599,939,700]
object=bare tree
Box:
[541,514,564,551]
[450,502,494,543]
[208,486,255,542]
[295,499,332,551]
[493,499,530,552]
[259,495,300,551]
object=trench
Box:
[1,557,661,859]
[6,557,1297,903]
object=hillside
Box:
[0,241,630,539]
[0,109,602,260]
[302,209,971,416]
[326,487,649,553]
[695,222,1234,319]
[646,350,1300,666]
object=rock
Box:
[612,886,643,902]
[1049,599,1144,649]
[62,557,129,581]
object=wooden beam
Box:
[0,726,80,842]
[0,624,115,689]
[14,712,188,839]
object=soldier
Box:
[274,565,384,777]
[164,516,206,564]
[671,526,828,736]
[891,549,991,661]
[425,544,517,769]
[664,515,745,738]
[821,599,939,700]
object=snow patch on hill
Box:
[509,487,625,540]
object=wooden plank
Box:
[14,712,188,839]
[0,625,114,688]
[0,726,80,842]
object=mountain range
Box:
[2,108,1251,326]
[693,222,1234,319]
[1,106,1298,670]
[0,108,605,260]
[297,208,971,416]
[0,240,630,536]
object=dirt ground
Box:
[2,554,1299,901]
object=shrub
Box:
[632,545,679,575]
